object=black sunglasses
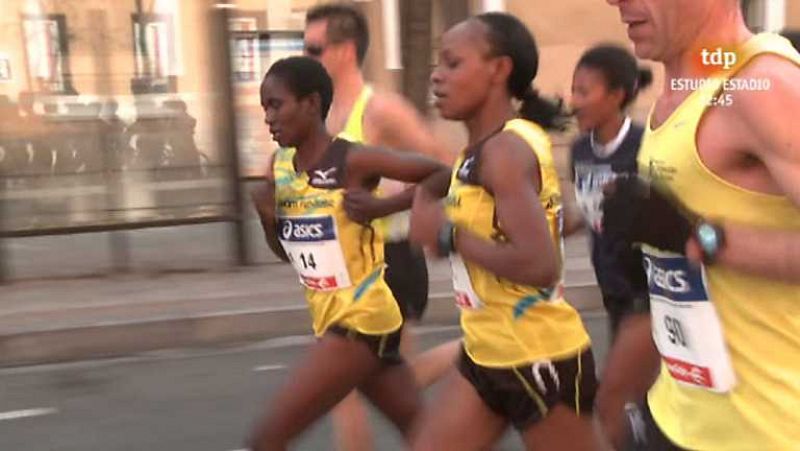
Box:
[304,44,327,57]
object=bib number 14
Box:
[297,252,317,270]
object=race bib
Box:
[644,251,736,392]
[451,254,482,309]
[277,216,351,291]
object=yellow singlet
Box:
[445,118,591,367]
[272,138,402,337]
[640,33,800,450]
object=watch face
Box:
[697,223,718,250]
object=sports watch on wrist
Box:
[695,221,725,264]
[437,221,457,257]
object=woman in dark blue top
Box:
[567,44,652,340]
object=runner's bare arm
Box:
[345,147,451,221]
[690,57,800,281]
[251,153,289,263]
[366,92,454,164]
[450,132,559,287]
[561,180,587,236]
[342,92,453,223]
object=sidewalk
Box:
[0,226,601,367]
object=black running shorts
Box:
[458,346,597,431]
[327,324,404,366]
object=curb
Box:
[0,284,601,368]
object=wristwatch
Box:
[437,221,457,257]
[695,221,725,264]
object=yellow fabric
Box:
[337,85,373,143]
[640,33,800,450]
[446,118,590,367]
[272,146,402,337]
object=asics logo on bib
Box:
[642,254,708,301]
[278,217,334,242]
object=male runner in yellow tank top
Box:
[596,0,800,450]
[302,4,453,451]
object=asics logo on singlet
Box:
[278,217,334,242]
[642,254,708,301]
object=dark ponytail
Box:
[519,87,570,131]
[475,13,568,130]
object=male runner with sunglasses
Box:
[302,4,452,451]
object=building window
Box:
[131,13,177,92]
[230,17,260,83]
[22,14,73,94]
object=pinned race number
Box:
[278,216,352,291]
[643,250,736,392]
[451,255,482,309]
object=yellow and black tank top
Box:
[272,138,402,337]
[445,118,590,367]
[640,33,800,450]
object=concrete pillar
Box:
[764,0,786,32]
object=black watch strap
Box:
[437,221,456,257]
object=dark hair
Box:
[781,29,800,52]
[474,13,569,130]
[264,56,334,120]
[307,3,369,65]
[577,44,653,109]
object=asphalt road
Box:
[0,314,610,451]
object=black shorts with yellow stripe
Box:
[458,346,597,431]
[327,325,404,366]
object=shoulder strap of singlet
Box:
[338,86,374,143]
[503,118,553,165]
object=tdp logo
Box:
[701,47,737,70]
[278,216,334,242]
